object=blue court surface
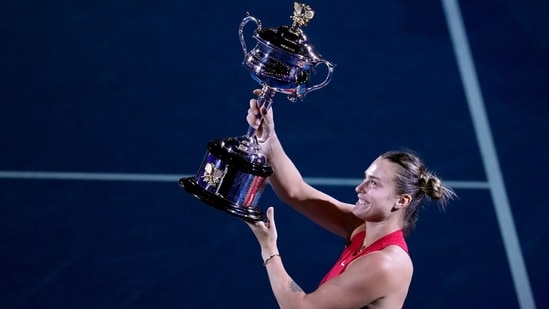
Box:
[1,0,548,308]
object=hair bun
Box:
[424,175,443,200]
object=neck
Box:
[363,220,401,247]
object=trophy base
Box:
[179,176,265,222]
[179,137,272,223]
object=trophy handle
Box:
[300,59,335,98]
[239,15,262,61]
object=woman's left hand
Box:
[247,207,279,260]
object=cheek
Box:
[374,191,397,206]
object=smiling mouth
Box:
[357,198,366,205]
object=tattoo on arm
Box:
[289,280,304,293]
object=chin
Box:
[352,204,368,218]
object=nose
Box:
[355,179,367,193]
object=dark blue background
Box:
[1,0,548,308]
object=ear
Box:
[395,194,412,209]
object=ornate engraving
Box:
[201,163,225,186]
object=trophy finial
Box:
[290,2,315,28]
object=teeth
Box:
[358,199,365,205]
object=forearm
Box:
[263,133,307,203]
[263,253,306,309]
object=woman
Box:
[246,89,455,309]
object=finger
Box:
[245,219,265,231]
[266,207,275,227]
[247,100,260,125]
[249,98,258,111]
[261,107,272,124]
[246,111,258,127]
[253,88,262,96]
[246,115,255,128]
[257,220,267,229]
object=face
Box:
[353,157,400,221]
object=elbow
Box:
[268,169,311,206]
[274,180,306,204]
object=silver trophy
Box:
[179,3,335,222]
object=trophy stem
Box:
[246,84,276,138]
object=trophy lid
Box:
[255,3,322,61]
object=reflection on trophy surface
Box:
[179,2,335,222]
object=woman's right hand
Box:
[247,88,276,143]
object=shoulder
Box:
[318,245,412,306]
[349,245,413,288]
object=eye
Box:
[369,180,377,186]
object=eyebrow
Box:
[364,172,382,181]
